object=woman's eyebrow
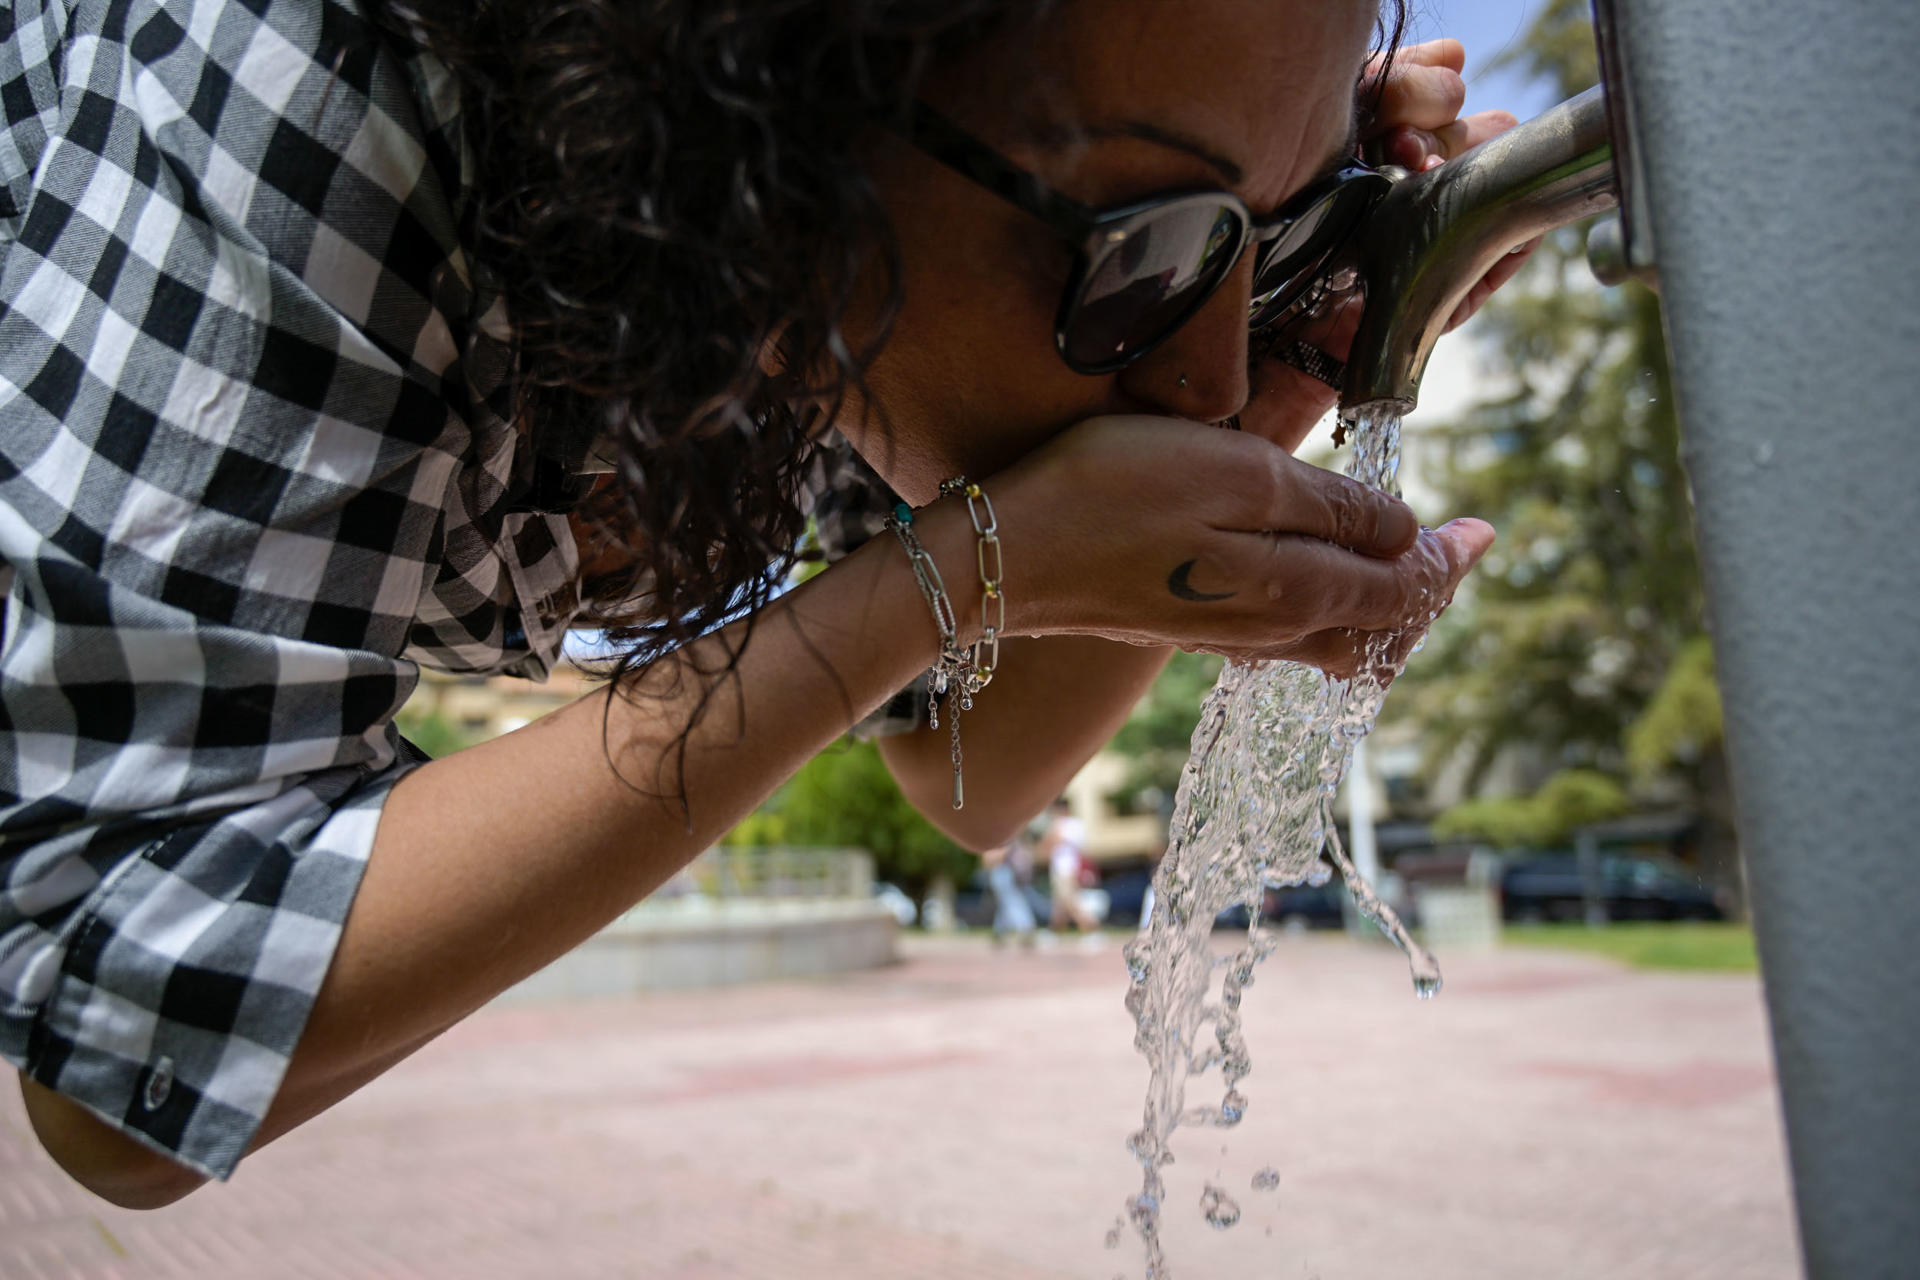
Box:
[1032,116,1364,191]
[1022,119,1245,185]
[1101,121,1245,185]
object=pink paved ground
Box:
[2,935,1799,1280]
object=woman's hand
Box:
[1242,38,1541,456]
[988,415,1492,675]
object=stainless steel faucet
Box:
[1339,85,1622,415]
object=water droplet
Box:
[1200,1184,1241,1230]
[1413,972,1442,1000]
[1754,440,1775,465]
[1105,1220,1124,1249]
[1252,1167,1281,1192]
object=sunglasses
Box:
[900,102,1391,375]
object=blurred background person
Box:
[1039,798,1100,937]
[981,839,1038,947]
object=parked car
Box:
[1209,880,1348,931]
[1100,866,1155,927]
[1499,852,1725,923]
[1264,881,1347,930]
[1208,868,1420,932]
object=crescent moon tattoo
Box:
[1167,559,1237,602]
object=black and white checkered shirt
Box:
[2,0,920,1181]
[0,0,604,1179]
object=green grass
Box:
[1501,922,1759,973]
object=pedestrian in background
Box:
[1039,799,1100,936]
[981,839,1038,947]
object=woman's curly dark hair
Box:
[363,0,1407,738]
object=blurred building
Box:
[400,661,598,743]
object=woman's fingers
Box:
[1384,37,1467,74]
[1447,236,1541,331]
[1253,617,1432,682]
[1177,519,1487,666]
[1240,518,1489,635]
[1363,34,1516,169]
[1374,109,1520,171]
[1244,627,1376,681]
[1211,439,1419,558]
[1366,40,1467,133]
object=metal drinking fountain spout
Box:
[1340,85,1623,416]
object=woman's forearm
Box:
[877,635,1173,849]
[22,508,976,1200]
[281,517,974,1115]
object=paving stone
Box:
[1,935,1797,1279]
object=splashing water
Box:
[1199,1184,1241,1231]
[1118,407,1441,1277]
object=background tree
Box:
[395,705,481,759]
[1104,651,1223,817]
[728,739,978,903]
[1382,0,1738,903]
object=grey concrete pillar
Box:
[1603,2,1920,1275]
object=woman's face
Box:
[841,0,1381,503]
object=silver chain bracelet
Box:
[883,479,1006,810]
[937,477,1003,693]
[884,500,975,809]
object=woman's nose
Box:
[1115,258,1254,423]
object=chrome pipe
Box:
[1340,85,1620,414]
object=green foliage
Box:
[1432,768,1629,848]
[1503,922,1758,973]
[733,739,975,896]
[394,706,480,759]
[723,809,790,847]
[1105,651,1223,814]
[1625,635,1722,780]
[1485,0,1600,100]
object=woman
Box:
[2,0,1523,1205]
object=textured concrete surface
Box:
[497,903,899,1001]
[1,934,1798,1280]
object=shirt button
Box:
[142,1057,174,1111]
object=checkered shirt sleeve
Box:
[1,0,580,1178]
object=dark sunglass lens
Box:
[1247,172,1386,329]
[1064,202,1242,369]
[1248,199,1338,311]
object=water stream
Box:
[1118,406,1441,1277]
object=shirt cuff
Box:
[6,768,405,1181]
